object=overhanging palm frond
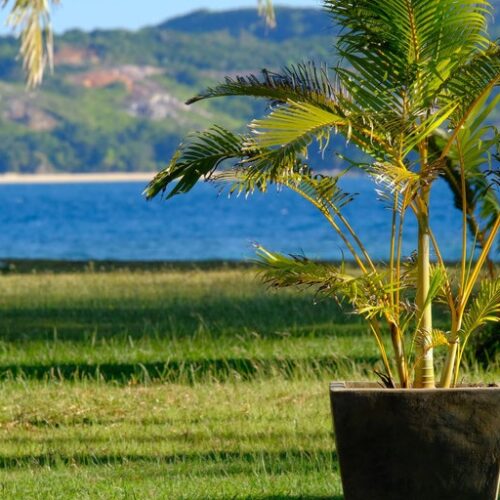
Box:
[258,0,275,28]
[218,157,357,228]
[3,0,58,88]
[187,61,400,165]
[145,124,323,202]
[144,126,249,200]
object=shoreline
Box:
[0,172,157,184]
[0,169,365,185]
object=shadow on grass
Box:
[0,449,338,471]
[1,259,257,274]
[249,497,342,500]
[0,355,378,383]
[2,430,332,445]
[0,294,364,342]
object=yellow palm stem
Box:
[414,186,435,388]
[459,215,500,314]
[440,339,460,388]
[390,323,408,387]
[456,139,468,294]
[389,193,399,308]
[369,320,394,383]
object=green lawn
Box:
[0,266,497,499]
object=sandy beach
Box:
[0,172,157,184]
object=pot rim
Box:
[330,381,500,392]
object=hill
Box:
[0,7,497,174]
[0,7,337,173]
[160,7,331,40]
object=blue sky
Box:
[0,1,320,35]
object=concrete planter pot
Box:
[330,382,500,500]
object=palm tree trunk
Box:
[440,339,459,388]
[414,187,435,388]
[390,323,408,387]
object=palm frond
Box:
[430,91,500,258]
[186,63,336,106]
[214,153,307,196]
[256,246,396,320]
[460,277,500,348]
[362,161,419,212]
[255,247,356,295]
[402,101,459,157]
[187,62,403,164]
[442,45,500,130]
[144,126,249,200]
[250,100,344,150]
[424,265,449,310]
[3,0,58,88]
[285,170,355,213]
[325,0,494,108]
[415,329,450,354]
[251,95,403,165]
[353,273,399,320]
[216,160,357,232]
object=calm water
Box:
[0,178,478,262]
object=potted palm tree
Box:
[146,0,500,498]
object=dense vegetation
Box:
[0,8,342,173]
[0,266,497,498]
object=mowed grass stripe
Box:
[0,269,356,342]
[0,467,344,499]
[0,380,342,498]
[0,268,383,383]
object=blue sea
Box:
[0,177,483,262]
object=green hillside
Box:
[0,7,497,173]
